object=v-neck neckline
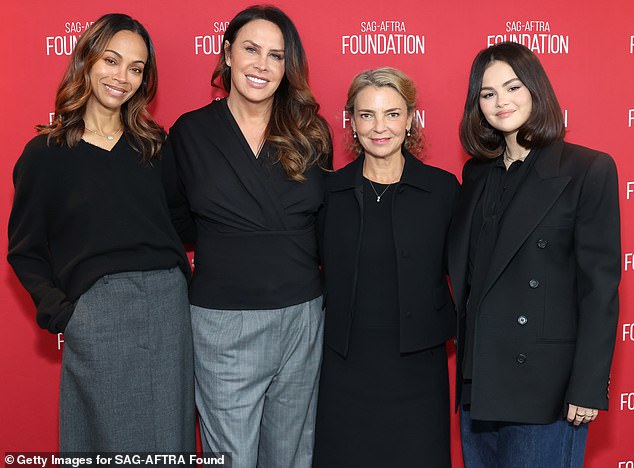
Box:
[220,98,269,162]
[80,133,123,153]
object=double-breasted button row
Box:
[516,353,527,364]
[537,239,548,249]
[529,279,540,288]
[517,315,528,325]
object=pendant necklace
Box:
[84,126,122,141]
[368,180,392,203]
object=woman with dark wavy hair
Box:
[164,5,331,467]
[8,13,194,451]
[448,42,620,467]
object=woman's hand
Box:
[566,404,598,426]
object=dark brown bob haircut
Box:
[37,13,165,162]
[212,5,332,180]
[460,42,565,159]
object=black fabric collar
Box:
[328,148,434,193]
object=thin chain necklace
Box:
[368,180,392,203]
[84,126,122,141]
[503,147,529,166]
[254,138,265,158]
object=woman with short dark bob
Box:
[313,67,458,467]
[7,14,195,451]
[448,42,620,467]
[164,5,331,467]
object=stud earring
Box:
[406,128,411,137]
[353,131,358,139]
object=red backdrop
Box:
[1,1,633,466]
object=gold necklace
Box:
[84,126,122,141]
[503,147,529,165]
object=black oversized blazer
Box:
[447,140,621,424]
[320,150,460,356]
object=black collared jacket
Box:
[447,140,621,424]
[320,150,460,356]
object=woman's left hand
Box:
[567,404,598,426]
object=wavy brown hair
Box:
[37,13,165,162]
[212,5,332,180]
[460,42,565,159]
[345,67,423,157]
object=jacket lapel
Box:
[329,150,428,213]
[398,150,433,193]
[329,154,364,210]
[479,141,571,301]
[448,160,488,308]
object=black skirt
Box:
[313,325,451,468]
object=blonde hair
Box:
[345,67,423,156]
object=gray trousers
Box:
[60,268,195,452]
[191,296,324,468]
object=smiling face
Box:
[86,30,147,114]
[352,86,413,162]
[479,60,533,139]
[224,19,285,109]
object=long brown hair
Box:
[212,5,332,180]
[460,42,565,159]
[37,13,165,161]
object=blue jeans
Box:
[460,407,588,468]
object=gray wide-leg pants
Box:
[191,296,324,468]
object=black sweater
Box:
[7,134,190,333]
[164,99,326,310]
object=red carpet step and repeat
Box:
[1,1,632,466]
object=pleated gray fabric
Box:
[59,268,195,452]
[191,296,324,468]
